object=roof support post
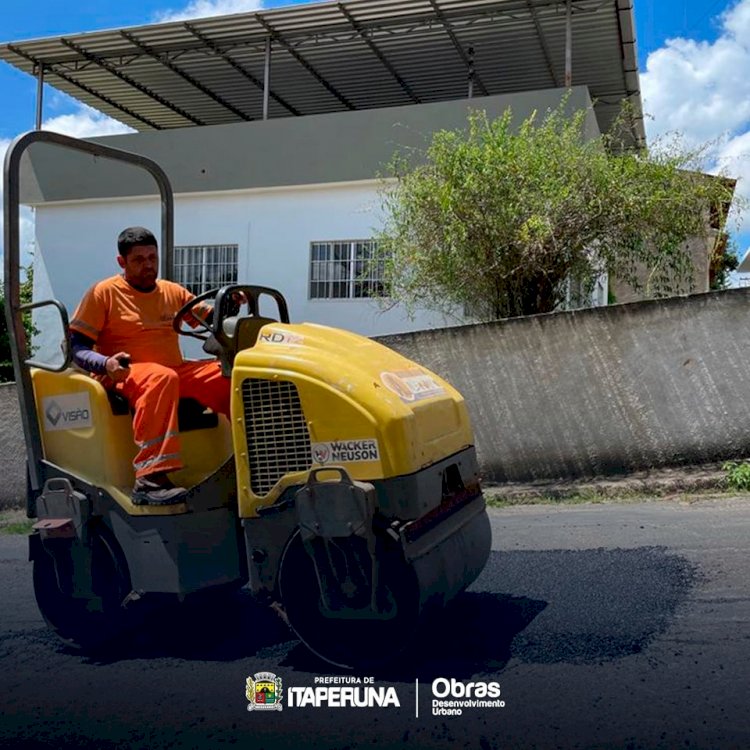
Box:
[183,23,300,117]
[428,0,488,97]
[255,14,356,110]
[467,45,475,98]
[35,64,44,130]
[263,36,271,120]
[565,0,572,88]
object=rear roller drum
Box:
[278,531,420,670]
[33,526,132,652]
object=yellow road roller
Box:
[4,130,491,668]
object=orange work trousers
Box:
[116,360,230,479]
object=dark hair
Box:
[117,226,158,257]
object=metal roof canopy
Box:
[0,0,644,147]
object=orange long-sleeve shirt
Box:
[70,275,199,368]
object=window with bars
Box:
[173,244,238,295]
[309,240,386,300]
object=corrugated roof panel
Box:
[0,0,644,145]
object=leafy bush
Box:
[722,461,750,491]
[378,102,740,321]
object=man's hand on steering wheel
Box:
[172,287,248,341]
[173,289,220,340]
[225,290,247,316]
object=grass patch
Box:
[485,490,621,508]
[0,509,33,535]
[483,485,742,508]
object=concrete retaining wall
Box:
[2,288,750,506]
[377,287,750,483]
[0,382,26,509]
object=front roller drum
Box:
[278,468,492,669]
[278,530,420,670]
[278,467,420,669]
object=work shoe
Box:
[132,473,188,506]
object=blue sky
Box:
[1,0,750,262]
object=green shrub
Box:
[722,461,750,491]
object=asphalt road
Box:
[1,497,749,750]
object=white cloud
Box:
[153,0,264,23]
[642,39,750,147]
[724,0,750,37]
[0,106,134,275]
[41,105,134,138]
[713,135,750,268]
[641,0,750,145]
[641,0,750,241]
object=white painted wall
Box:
[32,181,458,361]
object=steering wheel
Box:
[173,284,291,343]
[173,285,291,375]
[172,287,219,341]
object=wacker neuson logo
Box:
[42,393,93,432]
[311,439,380,465]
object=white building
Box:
[0,0,644,356]
[736,250,750,286]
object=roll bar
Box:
[3,130,175,497]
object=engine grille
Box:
[241,378,312,496]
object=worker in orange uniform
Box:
[69,226,230,506]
